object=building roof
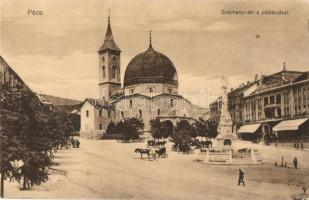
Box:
[98,17,120,52]
[111,93,191,105]
[82,98,114,110]
[123,41,178,87]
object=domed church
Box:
[79,16,207,139]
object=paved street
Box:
[6,139,309,199]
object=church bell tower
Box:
[98,13,121,100]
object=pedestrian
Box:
[293,157,298,169]
[238,169,245,186]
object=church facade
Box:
[79,16,207,139]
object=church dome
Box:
[124,44,178,87]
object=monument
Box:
[216,76,237,149]
[203,77,263,165]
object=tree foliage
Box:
[106,121,117,135]
[149,119,173,140]
[116,118,144,140]
[0,84,75,193]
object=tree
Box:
[192,118,208,138]
[207,120,218,138]
[106,121,117,135]
[149,119,162,141]
[0,84,74,194]
[117,118,144,141]
[161,121,173,140]
[172,121,192,153]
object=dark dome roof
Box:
[124,46,178,87]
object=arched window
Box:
[129,99,133,108]
[99,110,102,117]
[157,109,160,116]
[112,56,117,62]
[149,88,153,93]
[139,109,142,118]
[121,111,124,119]
[102,66,106,78]
[112,65,116,79]
[86,110,89,117]
[170,99,174,107]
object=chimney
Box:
[259,75,265,86]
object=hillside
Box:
[39,94,82,106]
[39,94,82,113]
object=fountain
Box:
[203,77,263,165]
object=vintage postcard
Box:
[0,0,309,199]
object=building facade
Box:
[0,56,25,88]
[79,17,208,139]
[209,66,309,147]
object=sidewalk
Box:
[237,140,309,152]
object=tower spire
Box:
[108,8,110,24]
[149,30,153,49]
[98,9,120,52]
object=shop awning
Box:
[238,124,261,133]
[273,118,309,132]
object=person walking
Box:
[293,157,298,169]
[238,169,245,186]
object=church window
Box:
[149,88,153,93]
[158,109,160,116]
[102,56,105,62]
[170,99,174,107]
[99,110,102,117]
[99,124,103,130]
[168,88,172,94]
[86,110,89,117]
[112,65,116,79]
[121,111,124,119]
[108,110,111,118]
[139,109,142,118]
[130,89,134,94]
[102,66,106,78]
[130,99,133,108]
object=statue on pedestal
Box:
[216,76,237,148]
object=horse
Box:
[135,148,151,159]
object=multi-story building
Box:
[209,65,309,148]
[0,56,54,109]
[0,56,26,88]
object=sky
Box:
[1,0,309,108]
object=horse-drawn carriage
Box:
[147,140,167,148]
[135,147,168,160]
